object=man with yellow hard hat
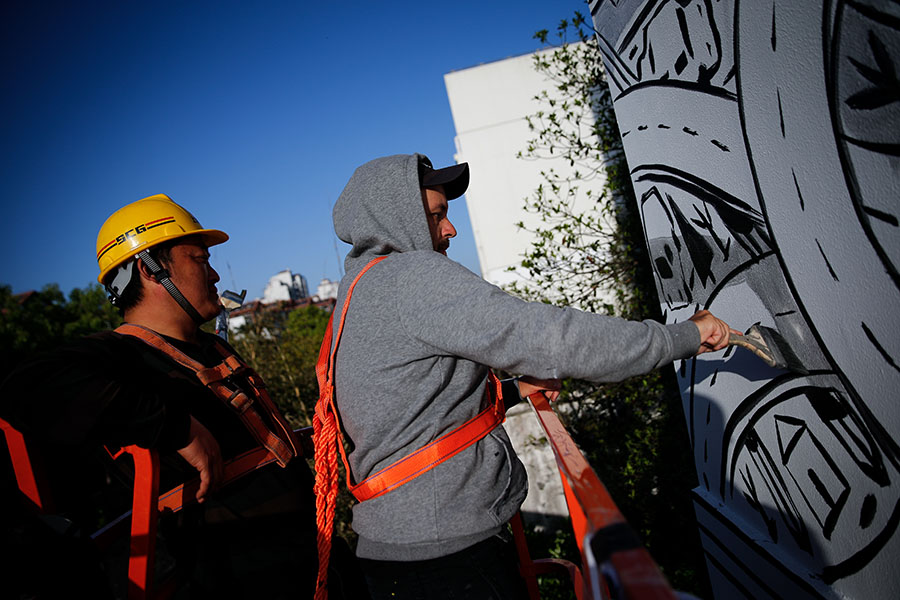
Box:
[97,193,230,334]
[1,195,367,598]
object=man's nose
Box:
[445,220,457,239]
[209,265,220,283]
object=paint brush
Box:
[728,324,808,375]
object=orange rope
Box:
[313,391,338,600]
[312,257,386,600]
[311,255,507,598]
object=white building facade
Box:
[261,269,308,304]
[315,278,339,301]
[444,44,603,290]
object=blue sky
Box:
[1,1,584,299]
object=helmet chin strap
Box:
[136,249,207,325]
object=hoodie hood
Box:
[334,153,434,274]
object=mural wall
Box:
[588,1,900,598]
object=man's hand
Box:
[517,376,562,402]
[176,416,224,503]
[688,310,736,354]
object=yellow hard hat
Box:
[96,194,229,284]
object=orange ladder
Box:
[4,395,680,600]
[512,392,679,600]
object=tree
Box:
[281,305,331,422]
[62,284,121,339]
[230,304,331,428]
[226,302,359,544]
[509,14,653,318]
[511,12,711,597]
[0,283,120,380]
[0,284,67,355]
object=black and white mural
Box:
[589,1,900,598]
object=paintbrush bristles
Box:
[753,325,809,375]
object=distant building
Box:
[261,270,309,304]
[316,278,339,301]
[224,269,333,337]
[226,296,335,339]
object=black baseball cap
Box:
[418,155,470,200]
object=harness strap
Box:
[348,374,503,500]
[312,259,384,600]
[136,249,206,325]
[311,256,505,600]
[115,324,299,468]
[157,445,278,513]
[205,339,301,467]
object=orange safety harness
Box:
[4,326,305,600]
[312,256,505,600]
[115,324,300,469]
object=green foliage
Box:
[509,13,655,317]
[0,283,120,379]
[281,306,331,420]
[63,284,123,339]
[512,11,711,598]
[557,372,708,596]
[230,305,330,428]
[525,525,579,600]
[228,303,362,546]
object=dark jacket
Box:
[0,329,320,598]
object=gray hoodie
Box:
[331,153,700,561]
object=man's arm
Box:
[176,416,223,502]
[395,254,730,384]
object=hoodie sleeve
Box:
[393,252,699,383]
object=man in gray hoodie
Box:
[324,153,731,599]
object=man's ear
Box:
[135,257,158,284]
